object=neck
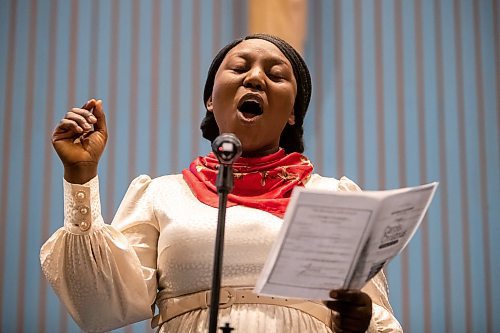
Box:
[241,146,280,158]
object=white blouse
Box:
[40,174,402,333]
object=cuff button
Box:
[79,221,90,232]
[79,206,89,215]
[76,191,86,200]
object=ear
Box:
[206,96,214,112]
[287,112,295,126]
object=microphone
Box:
[211,133,242,165]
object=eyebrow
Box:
[230,51,289,66]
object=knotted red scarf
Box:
[182,149,313,218]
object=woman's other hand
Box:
[52,99,107,184]
[325,289,372,333]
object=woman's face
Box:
[207,39,298,156]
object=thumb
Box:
[92,99,107,134]
[82,98,96,110]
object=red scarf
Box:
[182,149,313,218]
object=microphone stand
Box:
[208,164,235,333]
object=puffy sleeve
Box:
[337,176,403,333]
[362,271,403,332]
[40,175,159,333]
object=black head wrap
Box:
[201,33,312,153]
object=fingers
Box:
[66,108,95,131]
[52,99,100,142]
[331,311,366,333]
[327,301,372,332]
[329,290,372,306]
[325,300,371,318]
[81,98,96,110]
[325,289,372,318]
[325,290,372,333]
[52,119,82,142]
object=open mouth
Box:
[238,99,263,119]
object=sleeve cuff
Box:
[63,175,104,234]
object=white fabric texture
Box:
[40,173,402,333]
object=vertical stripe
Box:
[232,0,244,39]
[16,0,38,331]
[374,0,386,190]
[191,0,201,159]
[88,0,98,98]
[433,1,451,331]
[393,1,410,329]
[354,0,364,188]
[472,1,492,331]
[393,1,406,189]
[170,0,180,172]
[60,0,80,329]
[494,0,500,165]
[105,0,120,222]
[0,0,17,327]
[414,0,431,331]
[313,1,323,174]
[333,0,343,177]
[66,0,79,105]
[212,0,221,56]
[38,0,59,330]
[127,0,140,182]
[452,0,473,331]
[150,0,161,177]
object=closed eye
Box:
[268,73,284,81]
[268,70,288,82]
[268,66,291,82]
[231,67,247,74]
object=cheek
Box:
[272,85,296,113]
[212,79,239,107]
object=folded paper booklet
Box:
[254,182,439,300]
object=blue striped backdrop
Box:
[0,0,498,332]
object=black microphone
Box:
[211,133,242,165]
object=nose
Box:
[243,67,265,91]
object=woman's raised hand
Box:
[52,99,108,184]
